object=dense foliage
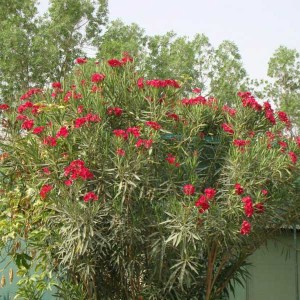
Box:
[0,56,299,299]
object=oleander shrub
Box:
[0,55,299,300]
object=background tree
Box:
[209,40,247,103]
[0,0,108,98]
[266,46,300,130]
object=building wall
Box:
[230,230,300,300]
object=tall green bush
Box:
[0,55,299,299]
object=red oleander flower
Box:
[204,188,216,200]
[52,82,62,89]
[75,57,87,64]
[238,92,262,111]
[85,113,101,123]
[20,88,43,101]
[56,126,69,138]
[126,127,140,138]
[166,153,176,165]
[278,111,290,127]
[166,112,180,121]
[242,196,253,217]
[145,121,161,130]
[91,73,105,83]
[233,139,250,147]
[135,139,153,149]
[0,104,9,110]
[261,189,268,196]
[288,151,297,164]
[221,123,234,135]
[113,129,128,140]
[116,148,125,156]
[77,105,84,114]
[64,160,93,181]
[107,107,123,117]
[222,105,236,116]
[295,136,300,148]
[192,88,201,94]
[146,79,180,88]
[108,59,123,67]
[32,126,45,135]
[265,109,276,125]
[278,141,288,152]
[137,77,144,89]
[40,184,53,199]
[17,101,33,114]
[195,195,210,213]
[43,136,57,147]
[182,96,207,105]
[244,201,254,217]
[74,117,87,128]
[121,55,133,64]
[83,192,98,202]
[240,220,251,235]
[235,183,244,195]
[183,184,195,196]
[21,119,34,130]
[254,202,265,213]
[64,179,73,186]
[42,167,51,175]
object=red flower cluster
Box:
[32,126,45,135]
[135,139,153,149]
[20,88,43,101]
[166,112,180,121]
[75,57,87,64]
[254,202,265,213]
[0,104,9,110]
[107,107,123,117]
[52,82,62,89]
[145,121,161,130]
[64,160,94,184]
[17,101,41,115]
[83,192,98,202]
[43,136,57,147]
[238,91,262,111]
[263,101,276,125]
[240,220,251,235]
[278,111,291,128]
[288,151,298,164]
[221,123,234,135]
[74,113,101,128]
[91,73,105,83]
[56,126,69,138]
[195,188,217,213]
[64,90,82,102]
[233,139,250,151]
[145,79,180,89]
[107,54,133,67]
[166,153,180,167]
[234,183,244,195]
[116,148,126,156]
[242,196,254,217]
[222,105,236,117]
[192,88,201,94]
[137,77,144,88]
[183,184,195,196]
[113,129,128,140]
[40,184,53,199]
[126,127,141,138]
[182,96,206,105]
[21,119,34,131]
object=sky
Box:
[38,0,300,79]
